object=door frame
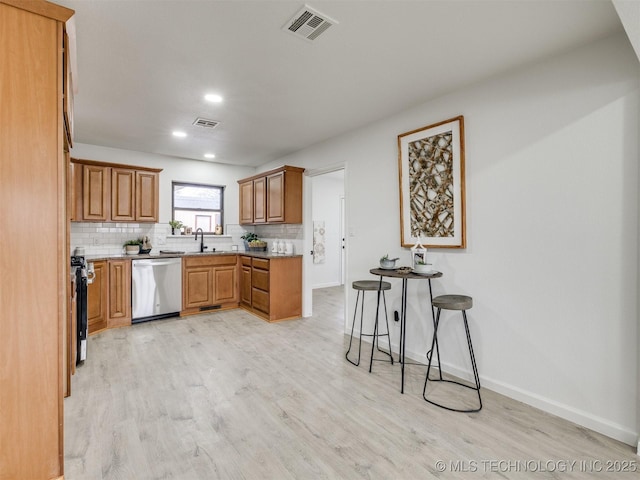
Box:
[302,164,347,319]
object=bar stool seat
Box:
[346,280,393,371]
[423,294,482,412]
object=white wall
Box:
[311,171,344,288]
[260,33,640,445]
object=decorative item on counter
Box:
[379,254,399,269]
[184,226,192,235]
[410,235,427,269]
[285,241,294,255]
[241,232,267,252]
[169,220,183,235]
[123,239,141,255]
[139,236,152,254]
[214,224,223,235]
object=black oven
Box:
[71,255,89,365]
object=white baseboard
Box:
[347,332,638,447]
[401,345,638,446]
[313,281,342,289]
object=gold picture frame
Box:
[398,115,466,248]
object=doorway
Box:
[302,167,346,318]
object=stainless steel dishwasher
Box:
[132,257,182,323]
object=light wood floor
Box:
[65,286,637,479]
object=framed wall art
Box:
[398,115,466,248]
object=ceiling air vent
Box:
[192,117,219,129]
[283,5,338,42]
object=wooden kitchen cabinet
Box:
[111,168,136,221]
[0,3,74,475]
[253,177,267,223]
[241,256,302,322]
[87,260,108,334]
[83,164,110,221]
[182,255,239,315]
[136,170,159,222]
[238,165,304,225]
[108,259,132,328]
[183,265,214,309]
[71,158,161,223]
[240,256,252,307]
[239,180,254,224]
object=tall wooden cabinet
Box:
[0,1,74,478]
[238,165,304,225]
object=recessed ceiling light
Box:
[204,153,215,159]
[172,131,187,138]
[205,94,223,103]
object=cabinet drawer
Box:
[252,288,269,314]
[184,255,236,268]
[252,268,269,291]
[252,257,270,271]
[241,256,252,267]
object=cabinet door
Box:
[87,261,107,333]
[214,265,237,303]
[83,164,110,221]
[252,288,270,314]
[240,265,252,306]
[239,180,254,224]
[108,259,131,328]
[136,170,158,222]
[183,267,214,309]
[111,168,135,221]
[253,177,267,223]
[266,171,285,222]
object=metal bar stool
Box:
[346,280,393,372]
[423,294,482,412]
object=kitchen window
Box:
[172,182,224,233]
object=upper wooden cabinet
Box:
[83,164,110,221]
[71,158,161,223]
[111,168,135,221]
[136,170,159,222]
[238,165,304,225]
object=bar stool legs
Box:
[423,295,482,413]
[346,280,393,371]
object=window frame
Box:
[171,181,225,234]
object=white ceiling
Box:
[59,0,623,168]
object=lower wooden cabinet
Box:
[88,259,131,334]
[240,256,252,307]
[108,259,131,328]
[87,260,107,333]
[182,255,239,315]
[240,255,302,322]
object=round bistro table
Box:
[369,268,443,394]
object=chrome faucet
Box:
[195,228,207,253]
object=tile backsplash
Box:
[71,222,304,256]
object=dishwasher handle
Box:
[133,259,182,268]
